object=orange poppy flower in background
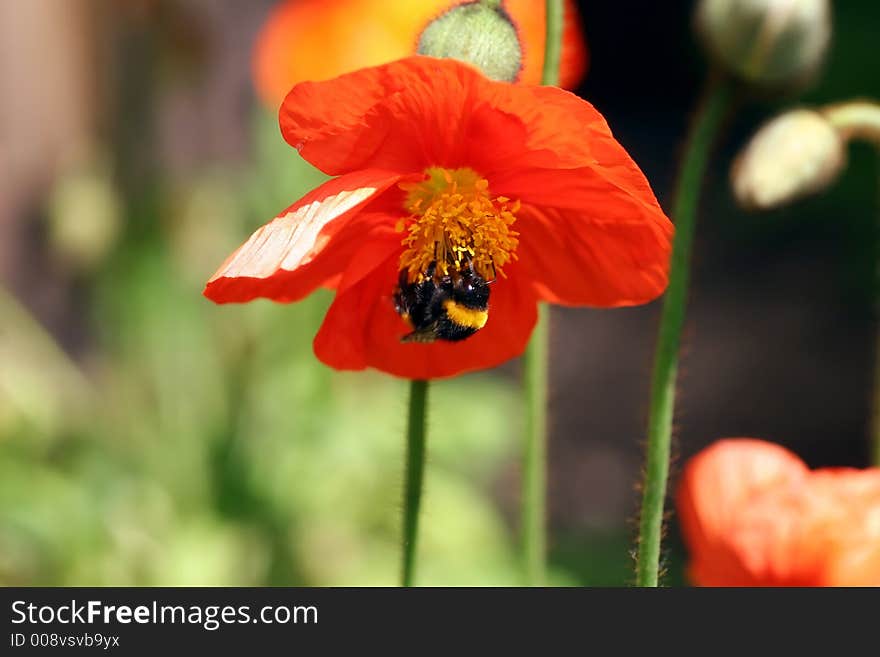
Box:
[205,56,672,379]
[253,0,589,107]
[677,438,880,587]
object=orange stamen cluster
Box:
[398,167,519,282]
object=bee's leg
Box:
[401,325,439,344]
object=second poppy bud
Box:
[417,0,523,82]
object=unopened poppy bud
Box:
[731,109,845,209]
[417,0,522,82]
[695,0,831,86]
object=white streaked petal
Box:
[208,173,397,284]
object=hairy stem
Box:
[523,303,549,585]
[635,79,734,586]
[541,0,563,87]
[401,379,429,586]
[823,102,880,464]
[519,0,564,588]
[873,154,880,467]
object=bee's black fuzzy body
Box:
[393,261,490,343]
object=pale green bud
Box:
[417,1,522,82]
[695,0,831,86]
[731,109,845,209]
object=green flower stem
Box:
[541,0,564,87]
[518,0,563,588]
[823,101,880,146]
[872,321,880,467]
[523,303,549,585]
[873,154,880,468]
[635,78,734,587]
[401,379,429,586]
[823,102,880,465]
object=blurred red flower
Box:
[205,56,671,379]
[678,438,880,586]
[253,0,589,107]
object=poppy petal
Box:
[451,84,641,180]
[280,56,608,179]
[677,439,809,586]
[204,169,405,304]
[314,257,538,378]
[280,57,477,176]
[716,466,880,586]
[216,56,675,379]
[678,439,808,542]
[280,57,662,210]
[486,84,634,171]
[807,469,880,586]
[516,203,671,307]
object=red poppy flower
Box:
[677,438,880,586]
[253,0,589,107]
[205,56,672,379]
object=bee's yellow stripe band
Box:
[442,300,488,330]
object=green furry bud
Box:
[695,0,831,87]
[417,1,522,82]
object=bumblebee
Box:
[393,261,490,343]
